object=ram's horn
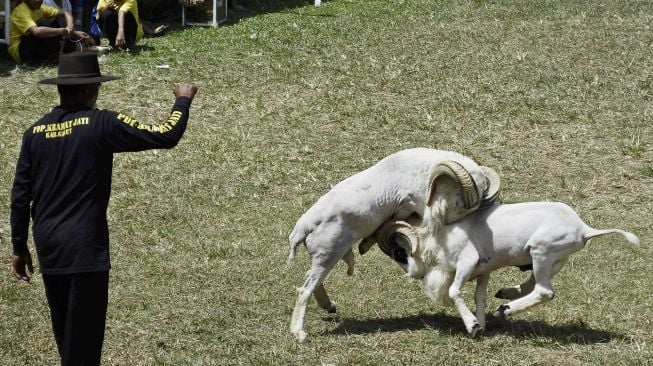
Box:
[479,166,501,208]
[426,160,479,209]
[375,220,420,256]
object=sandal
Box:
[152,25,169,37]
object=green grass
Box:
[1,0,652,364]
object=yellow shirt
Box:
[8,4,60,63]
[97,0,143,43]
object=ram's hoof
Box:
[469,323,484,338]
[326,304,337,314]
[494,304,510,318]
[294,330,309,343]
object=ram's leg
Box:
[474,273,490,331]
[495,258,567,317]
[341,248,355,276]
[314,250,354,312]
[449,247,482,336]
[314,248,354,312]
[290,258,337,343]
[358,237,376,255]
[290,224,355,343]
[313,283,336,313]
[495,273,536,300]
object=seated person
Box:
[89,6,102,45]
[9,0,91,65]
[44,0,106,50]
[70,0,83,29]
[96,0,143,50]
[42,0,80,37]
[43,0,72,13]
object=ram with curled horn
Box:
[359,160,500,255]
[286,148,500,342]
[373,199,639,337]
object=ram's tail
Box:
[585,228,641,247]
[287,224,310,268]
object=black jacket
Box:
[10,96,192,274]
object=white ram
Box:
[287,148,500,342]
[370,201,640,336]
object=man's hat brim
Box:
[39,75,121,85]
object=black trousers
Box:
[18,18,77,65]
[42,271,109,366]
[99,8,137,48]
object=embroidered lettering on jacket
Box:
[117,111,182,133]
[32,117,90,139]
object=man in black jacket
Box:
[10,52,198,365]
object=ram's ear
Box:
[427,160,479,209]
[358,238,376,255]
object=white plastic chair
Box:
[181,0,228,28]
[0,0,10,45]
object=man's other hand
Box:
[11,253,34,282]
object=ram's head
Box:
[359,160,500,262]
[367,219,426,278]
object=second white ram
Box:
[369,201,640,336]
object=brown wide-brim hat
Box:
[39,52,120,85]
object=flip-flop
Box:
[153,25,169,36]
[88,45,113,53]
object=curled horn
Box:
[375,220,420,256]
[426,160,479,209]
[479,166,501,208]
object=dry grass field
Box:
[0,0,651,364]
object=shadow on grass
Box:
[136,0,333,44]
[0,43,159,76]
[116,44,156,55]
[227,0,336,23]
[325,312,624,345]
[174,0,334,28]
[0,46,16,77]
